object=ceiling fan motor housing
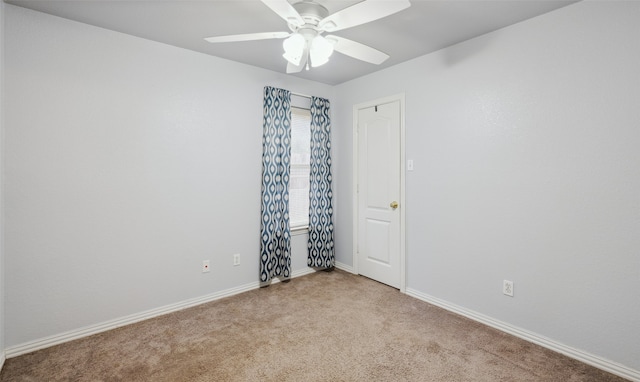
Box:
[291,1,329,28]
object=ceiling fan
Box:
[204,0,411,73]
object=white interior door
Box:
[356,99,402,289]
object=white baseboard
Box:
[6,267,318,359]
[335,261,355,274]
[0,351,5,373]
[406,288,640,382]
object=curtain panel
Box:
[260,86,292,282]
[307,96,335,269]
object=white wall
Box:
[334,0,639,373]
[0,0,6,369]
[4,5,332,348]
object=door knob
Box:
[390,201,399,209]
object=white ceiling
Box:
[5,0,578,85]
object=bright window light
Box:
[290,107,311,229]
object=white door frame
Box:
[352,93,406,293]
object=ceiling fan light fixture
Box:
[205,0,412,73]
[309,35,334,67]
[282,33,306,66]
[283,50,303,66]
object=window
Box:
[290,107,311,229]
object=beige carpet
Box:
[0,270,628,381]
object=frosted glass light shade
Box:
[310,35,334,67]
[282,34,306,66]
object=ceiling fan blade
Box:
[286,48,309,74]
[261,0,305,27]
[326,35,389,65]
[205,31,290,43]
[319,0,411,32]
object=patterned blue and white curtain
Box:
[307,96,335,269]
[260,86,292,283]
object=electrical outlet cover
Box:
[503,280,514,297]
